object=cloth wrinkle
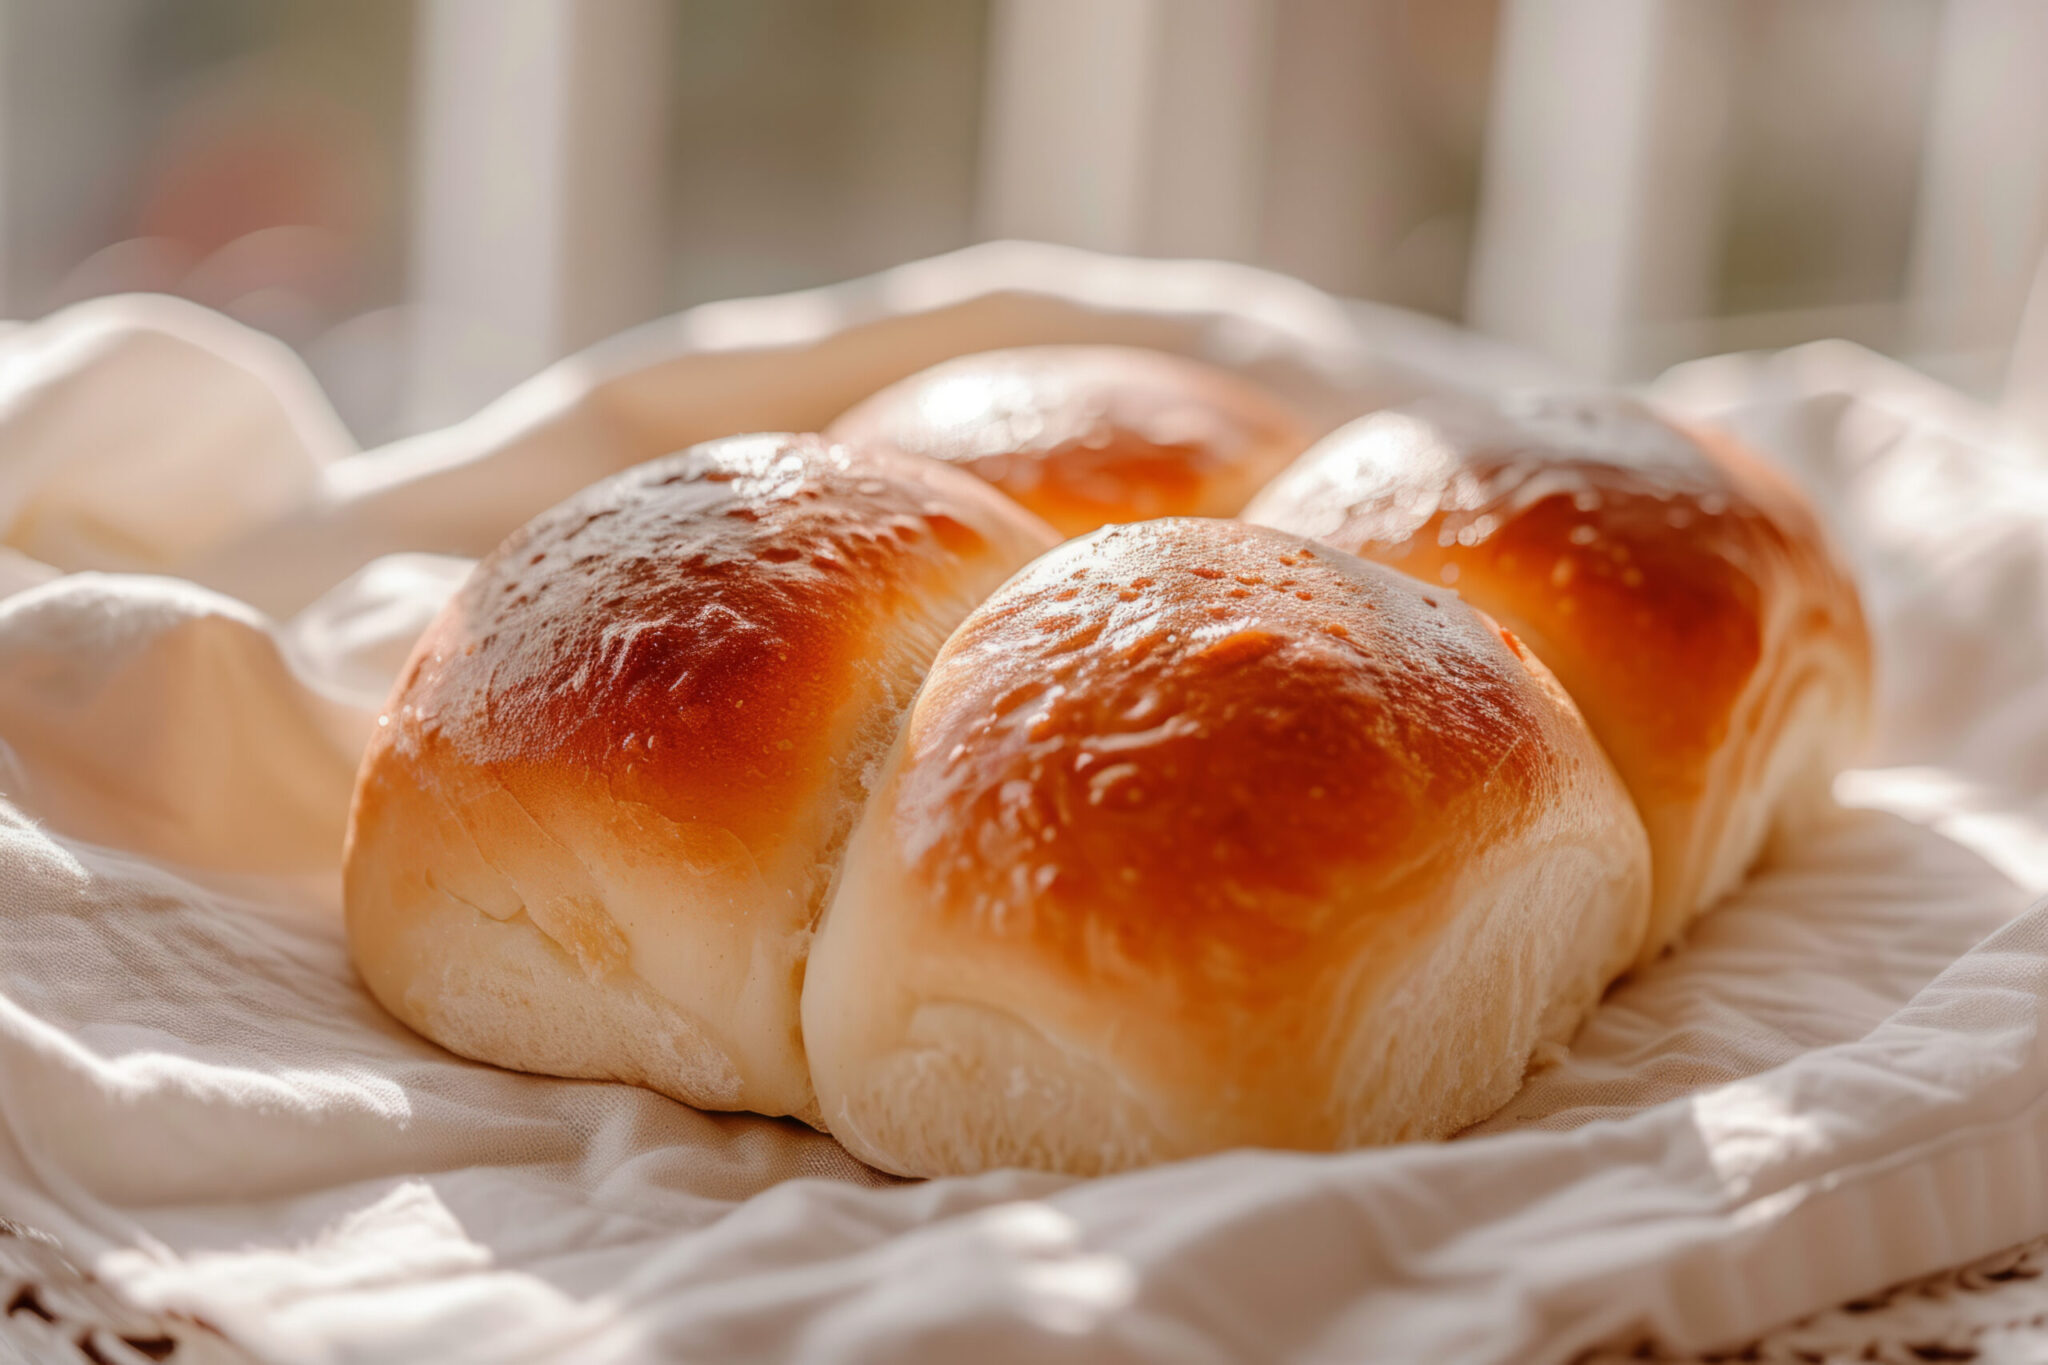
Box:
[0,245,2043,1363]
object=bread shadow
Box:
[11,792,2029,1356]
[1468,801,2030,1136]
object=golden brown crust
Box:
[826,346,1314,538]
[344,433,1058,1118]
[1244,394,1873,952]
[382,433,1048,847]
[802,519,1652,1174]
[896,521,1555,978]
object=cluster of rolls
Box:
[343,343,1872,1178]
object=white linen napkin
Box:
[1,244,2044,1365]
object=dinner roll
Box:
[825,345,1314,538]
[802,518,1651,1177]
[1244,394,1872,961]
[343,434,1057,1122]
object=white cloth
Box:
[1,243,2045,1365]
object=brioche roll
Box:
[343,434,1057,1121]
[1245,394,1872,960]
[802,519,1651,1176]
[826,345,1314,538]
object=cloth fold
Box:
[0,244,2043,1364]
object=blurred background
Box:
[3,0,2045,446]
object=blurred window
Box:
[664,0,987,309]
[0,0,2043,437]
